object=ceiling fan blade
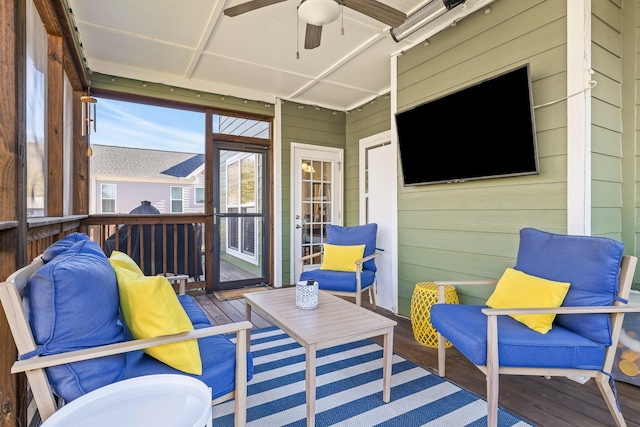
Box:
[342,0,407,28]
[305,24,322,49]
[224,0,287,17]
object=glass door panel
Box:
[214,144,269,290]
[300,159,332,268]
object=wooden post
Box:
[46,34,64,218]
[0,0,27,425]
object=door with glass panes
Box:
[292,144,343,282]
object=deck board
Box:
[194,288,640,427]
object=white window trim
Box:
[194,186,205,205]
[225,152,258,265]
[170,186,183,213]
[101,183,116,213]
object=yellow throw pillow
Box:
[320,243,366,272]
[486,268,570,334]
[110,257,202,375]
[109,250,145,277]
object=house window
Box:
[101,184,116,213]
[171,187,183,213]
[195,187,205,204]
[226,154,257,261]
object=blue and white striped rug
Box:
[213,326,532,426]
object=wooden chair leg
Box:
[437,332,446,377]
[595,373,627,427]
[235,329,248,427]
[486,315,499,427]
[369,286,376,310]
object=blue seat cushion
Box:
[25,235,126,402]
[123,295,253,401]
[122,334,254,401]
[431,304,605,369]
[178,295,211,329]
[300,269,375,293]
[326,224,378,272]
[515,228,624,345]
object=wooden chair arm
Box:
[11,320,253,374]
[164,274,189,296]
[481,305,640,317]
[434,280,498,303]
[434,280,498,286]
[299,251,323,263]
[355,251,381,266]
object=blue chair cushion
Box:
[514,228,624,345]
[25,236,126,402]
[123,335,254,401]
[431,304,606,369]
[326,224,378,272]
[178,295,211,329]
[122,299,254,401]
[300,269,375,293]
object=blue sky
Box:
[90,97,205,154]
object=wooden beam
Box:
[205,110,214,294]
[47,35,64,218]
[33,0,87,89]
[0,0,27,425]
[73,91,89,220]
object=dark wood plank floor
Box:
[194,290,640,427]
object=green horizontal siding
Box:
[279,102,346,285]
[394,0,568,316]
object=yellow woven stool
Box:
[410,282,459,348]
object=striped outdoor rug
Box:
[213,326,532,426]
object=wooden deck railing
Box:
[87,214,210,293]
[26,213,212,294]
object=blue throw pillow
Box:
[514,228,624,345]
[25,237,126,401]
[326,224,378,272]
[41,232,90,263]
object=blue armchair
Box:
[430,228,639,427]
[299,223,379,307]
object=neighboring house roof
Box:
[90,145,204,179]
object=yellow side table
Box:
[410,282,459,348]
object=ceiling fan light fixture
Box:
[298,0,341,26]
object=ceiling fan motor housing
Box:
[298,0,341,26]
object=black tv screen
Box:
[395,64,539,186]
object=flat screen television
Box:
[395,64,539,186]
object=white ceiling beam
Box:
[287,31,388,100]
[183,0,228,79]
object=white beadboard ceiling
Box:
[66,0,495,111]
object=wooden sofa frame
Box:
[0,257,252,425]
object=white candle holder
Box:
[296,280,319,309]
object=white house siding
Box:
[184,173,206,214]
[93,178,204,215]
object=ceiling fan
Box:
[224,0,407,50]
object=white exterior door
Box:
[291,143,343,283]
[360,131,398,312]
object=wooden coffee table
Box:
[244,288,397,427]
